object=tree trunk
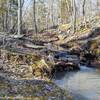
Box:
[18,0,22,35]
[33,0,38,34]
[82,0,86,27]
[7,0,10,32]
[2,13,5,31]
[72,0,76,33]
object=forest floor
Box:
[0,16,99,99]
[0,73,70,100]
[0,57,72,100]
[0,38,72,99]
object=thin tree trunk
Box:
[51,0,54,26]
[72,0,76,33]
[46,13,49,30]
[96,0,99,16]
[7,0,10,31]
[18,0,22,35]
[82,0,86,27]
[33,0,38,34]
[82,0,86,17]
[5,12,8,32]
[2,13,5,31]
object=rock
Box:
[81,52,96,66]
[54,61,80,72]
[44,84,53,92]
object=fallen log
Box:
[23,43,45,49]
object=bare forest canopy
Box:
[0,0,100,34]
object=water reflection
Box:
[54,66,100,100]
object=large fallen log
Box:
[0,35,47,54]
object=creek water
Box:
[54,66,100,100]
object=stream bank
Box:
[0,74,70,100]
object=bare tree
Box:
[33,0,38,33]
[72,0,77,33]
[18,0,22,35]
[82,0,86,27]
[96,0,100,16]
